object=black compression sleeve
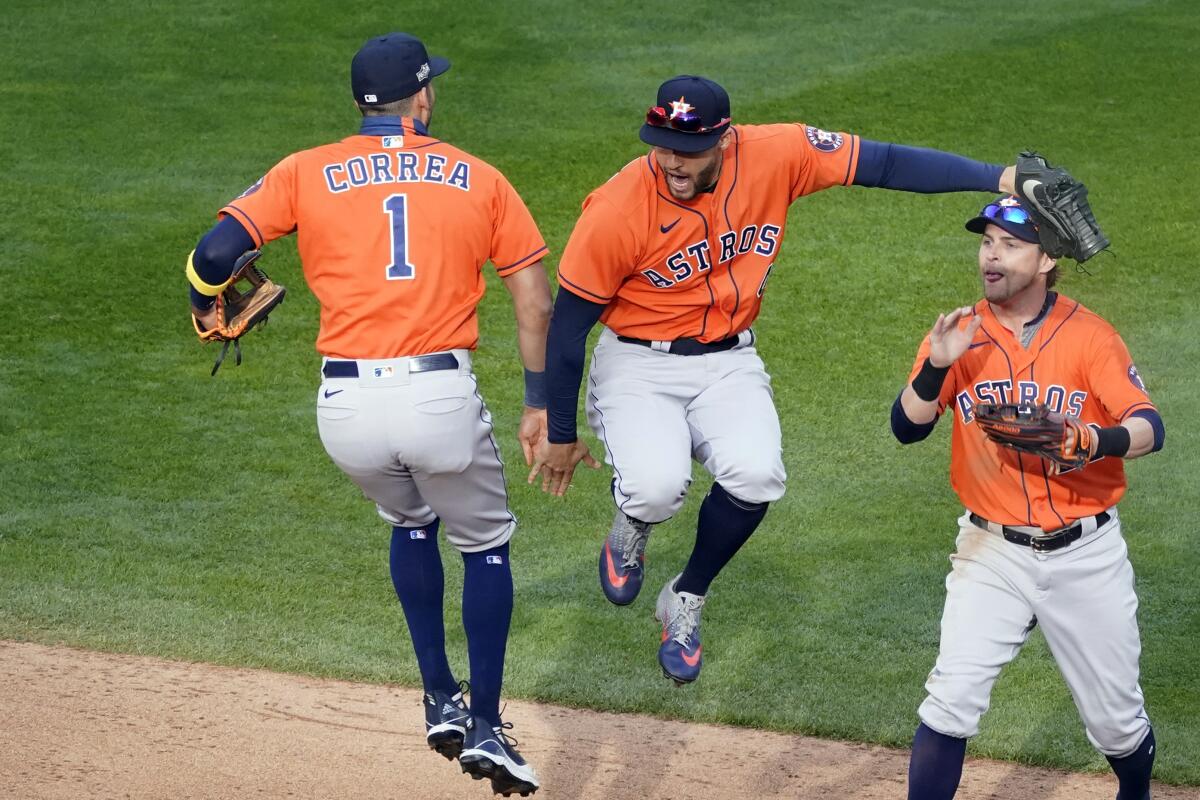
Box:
[189,217,256,309]
[546,288,607,443]
[854,140,1004,194]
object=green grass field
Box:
[3,0,1198,784]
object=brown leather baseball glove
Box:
[975,402,1095,475]
[191,250,286,375]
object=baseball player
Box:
[892,196,1164,800]
[186,33,549,796]
[531,74,1035,684]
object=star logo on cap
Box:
[669,97,694,119]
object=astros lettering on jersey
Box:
[556,123,859,342]
[221,118,547,358]
[907,294,1156,529]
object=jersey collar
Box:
[1024,291,1058,330]
[358,116,430,137]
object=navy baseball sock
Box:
[461,542,513,728]
[907,723,966,800]
[675,482,768,596]
[388,521,457,695]
[1107,728,1155,800]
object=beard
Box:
[666,156,723,200]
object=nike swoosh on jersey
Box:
[323,388,344,399]
[659,218,681,234]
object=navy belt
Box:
[617,334,741,356]
[969,511,1111,553]
[323,353,459,378]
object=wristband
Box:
[911,357,950,402]
[1093,425,1131,458]
[185,250,232,297]
[523,368,547,409]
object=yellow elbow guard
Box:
[185,249,233,297]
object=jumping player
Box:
[185,33,549,796]
[892,196,1164,800]
[531,74,1034,685]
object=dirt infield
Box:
[0,641,1193,800]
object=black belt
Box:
[617,334,742,356]
[969,511,1111,553]
[322,353,459,378]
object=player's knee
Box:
[714,456,786,505]
[1085,715,1151,757]
[918,692,984,740]
[615,472,690,523]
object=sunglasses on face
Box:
[645,105,730,133]
[982,203,1036,228]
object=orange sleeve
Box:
[906,334,958,412]
[555,193,641,303]
[1088,330,1156,422]
[788,123,861,201]
[489,173,548,278]
[218,155,299,248]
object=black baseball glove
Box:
[1015,151,1109,262]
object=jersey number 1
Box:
[384,194,416,280]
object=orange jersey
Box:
[909,294,1156,529]
[220,117,547,358]
[556,124,860,342]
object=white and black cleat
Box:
[424,682,472,760]
[459,715,539,796]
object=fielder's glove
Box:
[1015,151,1109,262]
[975,402,1095,475]
[190,250,286,375]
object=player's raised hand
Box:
[528,439,600,497]
[929,306,983,368]
[518,406,548,466]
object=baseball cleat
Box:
[459,716,540,796]
[599,509,654,605]
[655,574,706,684]
[424,682,472,760]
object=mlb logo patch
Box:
[364,93,378,103]
[382,135,404,149]
[417,62,430,82]
[805,126,844,153]
[486,555,503,565]
[373,366,395,378]
[410,529,427,540]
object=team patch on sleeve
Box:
[1128,364,1147,392]
[805,126,844,153]
[236,176,264,199]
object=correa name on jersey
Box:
[642,224,782,288]
[956,380,1087,423]
[323,151,472,194]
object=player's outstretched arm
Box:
[527,287,606,495]
[899,306,982,424]
[501,261,554,466]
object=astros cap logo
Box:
[669,97,694,119]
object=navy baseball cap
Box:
[351,32,450,105]
[639,75,732,154]
[965,195,1040,244]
